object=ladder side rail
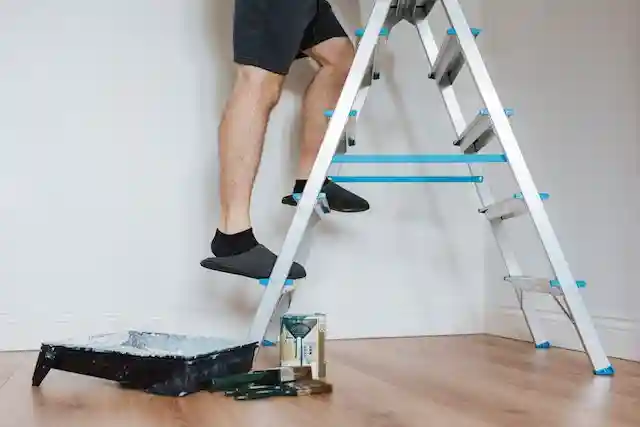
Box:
[440,0,611,372]
[247,0,394,345]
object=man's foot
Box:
[281,179,370,213]
[200,228,306,280]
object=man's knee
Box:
[233,65,284,108]
[312,37,355,77]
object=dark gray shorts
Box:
[233,0,348,75]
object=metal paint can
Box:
[279,313,326,380]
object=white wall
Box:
[0,0,488,351]
[477,0,640,361]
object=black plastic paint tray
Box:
[31,331,258,396]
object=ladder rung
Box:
[328,176,483,183]
[429,27,482,86]
[324,109,358,118]
[454,108,514,154]
[505,276,586,296]
[332,154,507,164]
[480,192,549,221]
[355,28,389,37]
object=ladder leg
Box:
[261,213,321,345]
[246,0,394,345]
[440,0,612,373]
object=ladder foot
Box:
[535,341,551,349]
[593,365,615,376]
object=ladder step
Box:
[505,276,586,296]
[454,108,514,154]
[332,154,507,164]
[328,176,483,183]
[355,28,390,37]
[324,109,358,118]
[480,192,550,221]
[429,27,482,86]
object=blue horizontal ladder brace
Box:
[328,176,484,183]
[332,154,507,164]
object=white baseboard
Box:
[486,305,640,362]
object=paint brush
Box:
[230,379,333,401]
[208,366,312,392]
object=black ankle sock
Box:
[293,178,331,194]
[211,228,259,257]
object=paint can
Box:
[279,313,326,380]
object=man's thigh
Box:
[233,0,317,75]
[299,0,350,56]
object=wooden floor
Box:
[0,335,638,427]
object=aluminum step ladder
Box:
[247,0,614,375]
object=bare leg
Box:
[203,64,307,280]
[297,37,355,179]
[218,65,284,234]
[282,37,370,213]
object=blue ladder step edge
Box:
[549,279,587,288]
[355,27,389,37]
[332,154,507,164]
[513,192,550,200]
[328,176,483,183]
[258,279,295,286]
[324,109,358,118]
[479,107,515,117]
[535,341,551,349]
[447,27,482,37]
[594,365,615,376]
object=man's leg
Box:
[201,0,317,280]
[217,66,283,237]
[282,2,370,213]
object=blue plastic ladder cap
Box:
[447,27,482,37]
[262,339,277,347]
[479,107,515,117]
[258,278,294,286]
[549,279,586,288]
[535,341,551,349]
[355,27,389,37]
[594,365,615,376]
[324,109,358,118]
[513,192,550,201]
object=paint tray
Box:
[31,330,258,396]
